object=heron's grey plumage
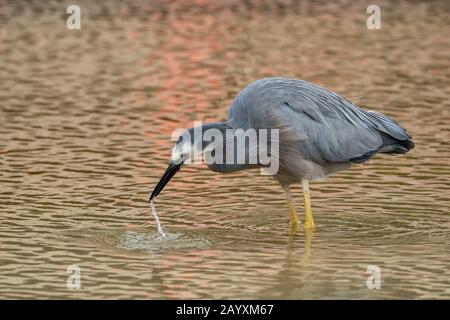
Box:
[150,76,414,218]
[227,77,414,183]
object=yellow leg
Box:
[288,199,299,226]
[302,179,315,229]
[282,185,299,226]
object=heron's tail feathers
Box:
[378,133,415,154]
[367,110,415,155]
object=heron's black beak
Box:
[149,162,183,201]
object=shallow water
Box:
[0,0,449,299]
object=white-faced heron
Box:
[150,77,414,229]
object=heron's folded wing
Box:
[274,97,383,164]
[228,77,410,164]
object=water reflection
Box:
[258,227,314,298]
[0,0,449,299]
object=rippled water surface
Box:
[0,0,449,299]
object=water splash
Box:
[116,231,211,251]
[150,200,166,237]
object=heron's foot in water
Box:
[289,204,299,226]
[304,219,315,229]
[303,205,315,229]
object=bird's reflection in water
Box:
[289,225,314,277]
[259,225,315,298]
[289,223,314,262]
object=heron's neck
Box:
[201,121,231,132]
[197,122,260,173]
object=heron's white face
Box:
[171,131,204,164]
[171,140,192,164]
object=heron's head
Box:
[149,126,205,201]
[170,127,203,165]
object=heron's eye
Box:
[176,136,183,145]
